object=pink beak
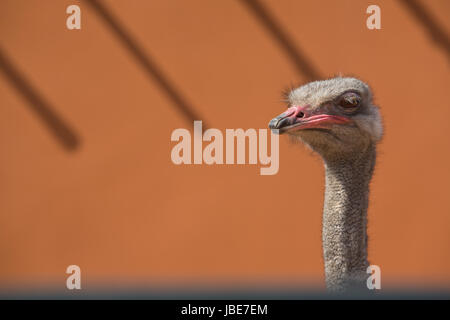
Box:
[269,105,351,134]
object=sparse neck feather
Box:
[322,142,376,292]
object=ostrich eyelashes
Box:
[338,92,361,110]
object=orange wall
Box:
[0,0,449,290]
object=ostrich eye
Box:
[339,93,360,109]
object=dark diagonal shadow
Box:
[240,0,322,81]
[399,0,450,59]
[85,0,208,128]
[0,48,80,151]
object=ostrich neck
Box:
[322,143,376,291]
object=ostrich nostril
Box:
[296,112,305,118]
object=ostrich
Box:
[269,77,383,292]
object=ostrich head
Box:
[269,77,383,161]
